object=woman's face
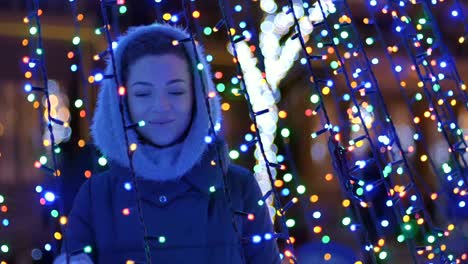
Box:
[126,54,194,147]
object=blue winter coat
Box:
[61,144,282,263]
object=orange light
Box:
[118,86,126,96]
[84,170,92,178]
[122,208,130,215]
[278,111,287,119]
[67,51,75,59]
[25,71,32,79]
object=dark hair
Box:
[120,32,191,85]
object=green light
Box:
[0,195,4,203]
[286,219,295,228]
[342,217,351,226]
[351,124,360,132]
[216,83,225,92]
[427,38,433,45]
[209,186,216,193]
[321,235,330,244]
[432,84,440,92]
[310,94,320,104]
[72,36,81,45]
[379,251,388,260]
[51,210,59,218]
[54,147,61,154]
[366,105,374,112]
[281,128,290,138]
[36,48,43,55]
[119,5,127,14]
[159,236,166,243]
[330,61,339,69]
[229,150,239,160]
[98,157,108,166]
[74,99,84,108]
[84,245,92,253]
[29,26,38,35]
[197,63,204,70]
[404,224,411,231]
[27,94,36,102]
[257,200,264,206]
[418,18,427,25]
[203,27,212,35]
[95,28,102,35]
[415,93,423,101]
[397,234,405,243]
[283,173,293,182]
[1,245,9,253]
[356,187,364,196]
[427,235,435,244]
[297,185,306,194]
[138,120,146,127]
[396,167,403,175]
[365,37,374,45]
[340,31,349,39]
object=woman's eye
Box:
[169,92,185,95]
[135,92,150,97]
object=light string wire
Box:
[216,0,299,262]
[423,0,468,108]
[97,0,153,263]
[67,0,94,128]
[300,1,450,260]
[24,0,71,262]
[180,1,249,263]
[364,0,464,230]
[285,1,385,262]
[387,0,468,180]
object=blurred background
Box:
[0,0,467,263]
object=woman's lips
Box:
[149,120,174,125]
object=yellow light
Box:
[43,139,50,147]
[60,216,68,225]
[450,99,456,106]
[378,239,385,247]
[428,253,434,260]
[417,81,423,88]
[162,13,171,21]
[126,261,135,264]
[325,173,333,181]
[400,81,406,87]
[430,193,438,200]
[417,218,424,225]
[313,226,322,233]
[310,195,319,203]
[322,87,330,95]
[192,10,200,18]
[250,124,256,132]
[447,224,455,231]
[459,36,465,44]
[273,110,286,119]
[274,180,283,188]
[230,28,236,35]
[420,154,427,162]
[342,199,350,207]
[413,117,420,124]
[221,103,230,111]
[25,71,32,79]
[54,232,62,240]
[403,215,410,222]
[130,143,137,151]
[78,139,86,148]
[306,46,313,54]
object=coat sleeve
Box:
[55,180,96,263]
[242,172,282,264]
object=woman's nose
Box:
[152,94,171,112]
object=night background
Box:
[0,0,467,263]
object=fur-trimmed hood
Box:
[91,23,223,181]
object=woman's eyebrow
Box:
[166,79,186,85]
[130,81,152,87]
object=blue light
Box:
[371,58,379,64]
[206,55,213,62]
[381,220,389,227]
[24,84,32,92]
[94,73,103,82]
[365,184,373,192]
[252,235,262,243]
[240,144,248,152]
[321,30,328,37]
[35,185,43,193]
[459,201,466,208]
[264,233,272,240]
[395,65,402,72]
[276,155,284,163]
[44,244,52,251]
[2,219,9,227]
[28,62,36,68]
[124,182,132,191]
[326,80,334,87]
[239,21,246,29]
[71,64,78,72]
[396,26,402,32]
[451,10,459,17]
[370,0,376,6]
[440,61,447,68]
[44,192,55,202]
[245,133,253,141]
[231,77,239,85]
[170,15,179,23]
[281,188,290,196]
[234,4,242,12]
[312,211,321,219]
[204,136,213,143]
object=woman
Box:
[54,23,281,263]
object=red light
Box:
[117,0,125,4]
[22,56,30,64]
[34,161,41,169]
[247,213,255,221]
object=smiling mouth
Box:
[149,120,174,125]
